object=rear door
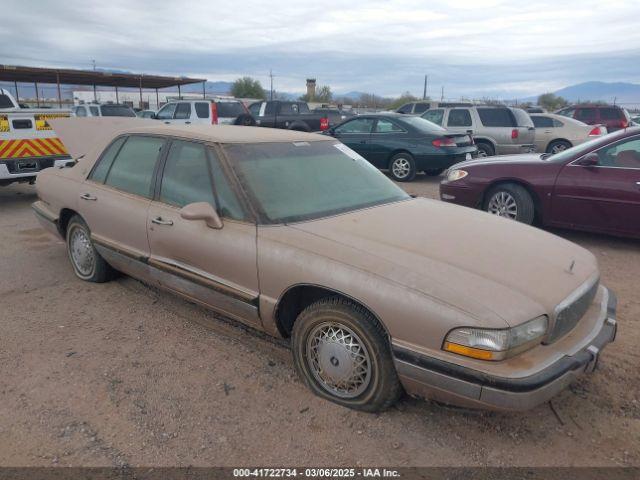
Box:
[147,139,260,326]
[331,117,375,160]
[444,108,473,136]
[173,102,192,124]
[551,134,640,236]
[78,135,165,268]
[532,115,555,152]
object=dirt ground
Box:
[1,177,639,467]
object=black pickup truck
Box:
[248,101,329,132]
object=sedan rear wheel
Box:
[547,140,572,155]
[484,183,535,224]
[291,296,402,412]
[389,153,416,182]
[66,215,115,282]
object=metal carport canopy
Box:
[0,64,205,89]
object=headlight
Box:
[443,316,548,361]
[446,169,468,181]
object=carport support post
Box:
[115,86,119,104]
[202,81,206,99]
[14,81,19,103]
[155,88,159,110]
[139,76,143,108]
[93,84,97,102]
[56,73,62,107]
[34,82,39,107]
[178,84,181,100]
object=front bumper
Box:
[439,181,481,208]
[394,288,617,411]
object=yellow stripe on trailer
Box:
[0,138,68,159]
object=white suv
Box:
[154,99,254,126]
[72,104,136,118]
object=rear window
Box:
[216,101,245,118]
[397,103,413,114]
[100,105,136,117]
[0,94,15,108]
[511,108,534,127]
[477,108,515,127]
[447,109,472,127]
[600,108,622,120]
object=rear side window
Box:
[298,103,310,114]
[279,103,298,115]
[600,108,621,120]
[447,109,472,127]
[90,106,100,116]
[477,108,515,127]
[335,118,375,134]
[90,137,127,183]
[195,102,210,119]
[160,141,215,207]
[156,103,177,120]
[413,103,429,114]
[174,103,191,120]
[374,119,404,133]
[532,116,554,128]
[264,102,276,115]
[575,108,598,122]
[105,136,164,198]
[397,103,413,114]
[0,94,15,108]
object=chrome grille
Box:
[547,279,599,343]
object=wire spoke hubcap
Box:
[306,322,372,399]
[487,191,518,219]
[70,227,95,277]
[551,144,567,153]
[392,158,410,178]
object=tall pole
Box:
[423,75,428,100]
[269,69,273,100]
[35,82,39,107]
[156,88,159,109]
[14,81,19,103]
[93,84,97,102]
[178,84,181,100]
[115,86,119,104]
[202,81,206,99]
[139,76,143,108]
[56,72,62,107]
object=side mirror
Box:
[576,152,599,167]
[180,202,223,229]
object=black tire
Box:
[546,140,572,155]
[476,142,495,157]
[484,183,535,224]
[291,296,402,412]
[388,153,417,182]
[66,215,115,283]
[234,114,256,126]
[423,168,445,176]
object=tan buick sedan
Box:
[33,118,617,412]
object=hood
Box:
[452,153,546,170]
[290,198,597,327]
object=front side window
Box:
[217,101,245,117]
[101,105,136,117]
[160,141,215,207]
[224,141,408,224]
[374,119,404,133]
[595,136,640,168]
[557,107,575,118]
[447,109,472,127]
[156,103,177,120]
[90,106,100,116]
[174,103,192,120]
[422,109,444,125]
[104,136,164,198]
[532,116,554,128]
[334,118,375,134]
[75,106,87,117]
[249,103,261,116]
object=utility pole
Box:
[269,69,274,100]
[422,75,428,100]
[92,59,96,71]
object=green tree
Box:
[231,77,266,99]
[537,93,569,111]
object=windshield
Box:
[545,131,626,162]
[100,105,136,117]
[224,141,409,224]
[400,115,447,133]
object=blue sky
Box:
[2,0,640,99]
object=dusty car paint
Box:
[34,118,616,410]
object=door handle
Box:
[80,193,97,201]
[151,216,173,226]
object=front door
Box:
[78,135,165,271]
[332,117,375,161]
[146,139,261,326]
[551,135,640,236]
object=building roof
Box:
[0,64,205,89]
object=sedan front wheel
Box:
[291,297,402,412]
[484,183,535,224]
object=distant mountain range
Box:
[523,81,640,105]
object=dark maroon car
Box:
[556,104,631,132]
[439,127,640,239]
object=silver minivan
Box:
[422,106,535,156]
